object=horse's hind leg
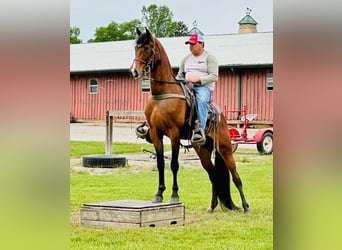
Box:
[193,145,219,212]
[219,147,250,213]
[232,169,250,213]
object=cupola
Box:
[187,20,204,35]
[238,8,258,34]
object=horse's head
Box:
[129,28,157,79]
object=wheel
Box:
[256,132,273,154]
[231,142,238,153]
[82,155,126,168]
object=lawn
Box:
[70,141,273,249]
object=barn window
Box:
[89,78,98,94]
[266,72,273,91]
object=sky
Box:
[70,0,273,42]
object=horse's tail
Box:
[212,151,237,210]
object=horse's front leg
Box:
[152,139,166,203]
[170,140,180,203]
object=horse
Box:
[129,28,249,213]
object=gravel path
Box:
[70,122,171,144]
[70,122,257,147]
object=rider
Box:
[176,33,219,145]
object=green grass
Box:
[70,141,171,158]
[70,142,273,249]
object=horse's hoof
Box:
[152,196,163,203]
[243,203,250,213]
[206,207,214,213]
[232,206,242,212]
[170,197,179,203]
[243,207,250,214]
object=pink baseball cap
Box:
[185,33,205,44]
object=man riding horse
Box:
[131,28,249,213]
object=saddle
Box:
[135,81,221,142]
[180,81,221,135]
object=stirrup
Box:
[135,122,149,139]
[191,128,206,146]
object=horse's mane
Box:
[135,29,175,80]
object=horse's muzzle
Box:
[130,68,144,80]
[129,69,138,79]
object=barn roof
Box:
[70,32,273,73]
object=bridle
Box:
[133,40,180,85]
[133,44,157,76]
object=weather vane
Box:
[246,7,252,15]
[193,20,198,27]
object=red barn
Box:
[70,32,273,124]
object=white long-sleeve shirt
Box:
[176,50,219,91]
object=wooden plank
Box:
[141,218,184,227]
[81,219,141,228]
[80,200,185,228]
[227,119,273,126]
[81,207,140,223]
[82,199,181,209]
[140,206,184,223]
[105,111,144,154]
[107,110,145,117]
[105,111,113,155]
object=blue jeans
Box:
[193,85,212,130]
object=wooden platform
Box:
[80,199,185,228]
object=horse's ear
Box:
[136,27,142,36]
[145,27,151,39]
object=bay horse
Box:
[130,28,249,213]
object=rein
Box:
[135,36,186,100]
[148,77,181,85]
[150,79,187,101]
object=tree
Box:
[89,19,141,43]
[70,27,82,44]
[174,21,189,37]
[141,4,188,37]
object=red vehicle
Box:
[224,105,273,154]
